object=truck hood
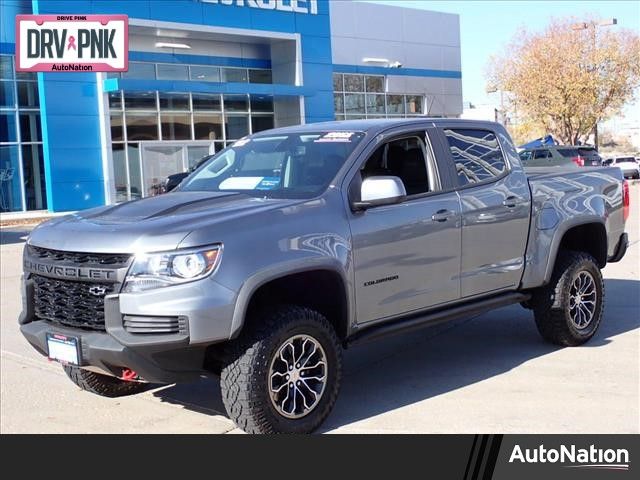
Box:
[28,191,303,253]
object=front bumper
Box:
[19,274,238,384]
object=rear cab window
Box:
[443,128,508,186]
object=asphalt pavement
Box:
[1,186,638,433]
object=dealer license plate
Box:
[46,333,80,365]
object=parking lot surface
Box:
[1,186,638,434]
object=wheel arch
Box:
[545,220,608,283]
[230,262,352,341]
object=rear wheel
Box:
[530,251,604,346]
[220,305,342,434]
[63,365,147,398]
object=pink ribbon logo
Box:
[67,35,77,50]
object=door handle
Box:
[431,209,455,222]
[502,196,523,208]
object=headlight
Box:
[122,245,222,293]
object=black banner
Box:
[1,434,637,478]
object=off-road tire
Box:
[220,305,342,434]
[63,365,147,398]
[531,250,604,346]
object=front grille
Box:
[33,275,115,331]
[27,245,130,267]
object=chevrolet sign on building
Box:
[0,0,462,215]
[201,0,319,14]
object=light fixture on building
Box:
[155,42,191,49]
[362,57,390,64]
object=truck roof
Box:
[252,118,504,137]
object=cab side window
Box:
[361,135,431,196]
[443,128,507,186]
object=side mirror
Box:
[351,176,407,211]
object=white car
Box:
[611,157,640,179]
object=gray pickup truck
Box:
[19,119,629,434]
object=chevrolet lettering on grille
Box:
[23,259,116,281]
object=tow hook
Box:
[120,368,140,382]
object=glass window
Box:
[0,112,18,142]
[405,95,423,115]
[443,129,507,186]
[127,143,142,199]
[362,136,430,196]
[193,113,223,141]
[0,81,15,108]
[124,91,157,110]
[19,113,41,142]
[157,63,189,81]
[248,69,272,84]
[386,95,405,115]
[111,143,128,203]
[365,94,385,114]
[533,149,550,159]
[344,74,364,92]
[21,143,47,210]
[223,94,248,112]
[190,65,220,82]
[222,68,248,83]
[333,73,344,92]
[17,82,39,108]
[187,146,212,169]
[108,91,122,110]
[0,145,22,212]
[334,94,344,114]
[250,96,273,113]
[224,115,249,140]
[122,62,156,80]
[110,113,124,141]
[365,76,384,93]
[251,115,274,134]
[0,56,14,80]
[192,93,221,111]
[180,131,365,199]
[335,114,345,121]
[558,148,580,158]
[159,92,189,111]
[126,113,159,141]
[161,113,192,140]
[344,93,365,115]
[16,72,37,81]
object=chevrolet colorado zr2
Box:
[19,119,629,433]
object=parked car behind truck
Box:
[19,119,629,434]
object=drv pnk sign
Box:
[16,15,128,72]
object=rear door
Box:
[436,124,531,298]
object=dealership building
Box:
[0,0,462,213]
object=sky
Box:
[367,0,640,126]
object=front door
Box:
[349,132,462,325]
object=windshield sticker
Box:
[219,177,264,190]
[233,138,251,147]
[256,177,280,190]
[314,131,355,143]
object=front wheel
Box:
[220,305,342,434]
[530,250,604,346]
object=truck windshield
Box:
[179,131,365,198]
